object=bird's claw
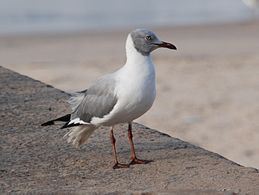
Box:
[112,162,129,169]
[129,158,153,165]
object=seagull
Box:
[42,29,177,169]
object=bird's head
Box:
[129,28,177,56]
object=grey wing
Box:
[70,76,118,123]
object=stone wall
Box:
[1,66,259,194]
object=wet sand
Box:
[1,20,259,168]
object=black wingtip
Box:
[41,114,71,127]
[61,122,82,129]
[41,121,55,126]
[61,122,69,129]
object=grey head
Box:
[130,28,177,56]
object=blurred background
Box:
[0,0,257,34]
[1,0,259,168]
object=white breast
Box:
[108,43,157,125]
[115,59,156,120]
[91,35,156,126]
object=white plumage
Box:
[64,34,156,147]
[42,29,176,168]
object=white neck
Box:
[116,34,156,83]
[125,34,152,66]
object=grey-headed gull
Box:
[42,29,177,169]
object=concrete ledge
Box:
[1,66,259,194]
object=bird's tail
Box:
[64,125,96,148]
[41,114,71,126]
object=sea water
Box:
[0,0,252,34]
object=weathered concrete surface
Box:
[1,66,259,195]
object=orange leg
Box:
[110,127,129,169]
[128,123,153,165]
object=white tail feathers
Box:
[64,125,96,148]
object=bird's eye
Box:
[145,35,152,41]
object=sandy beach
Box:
[1,20,259,168]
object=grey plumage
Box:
[70,75,118,123]
[61,75,118,147]
[130,29,160,56]
[41,28,177,149]
[41,74,118,129]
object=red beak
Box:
[156,41,177,50]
